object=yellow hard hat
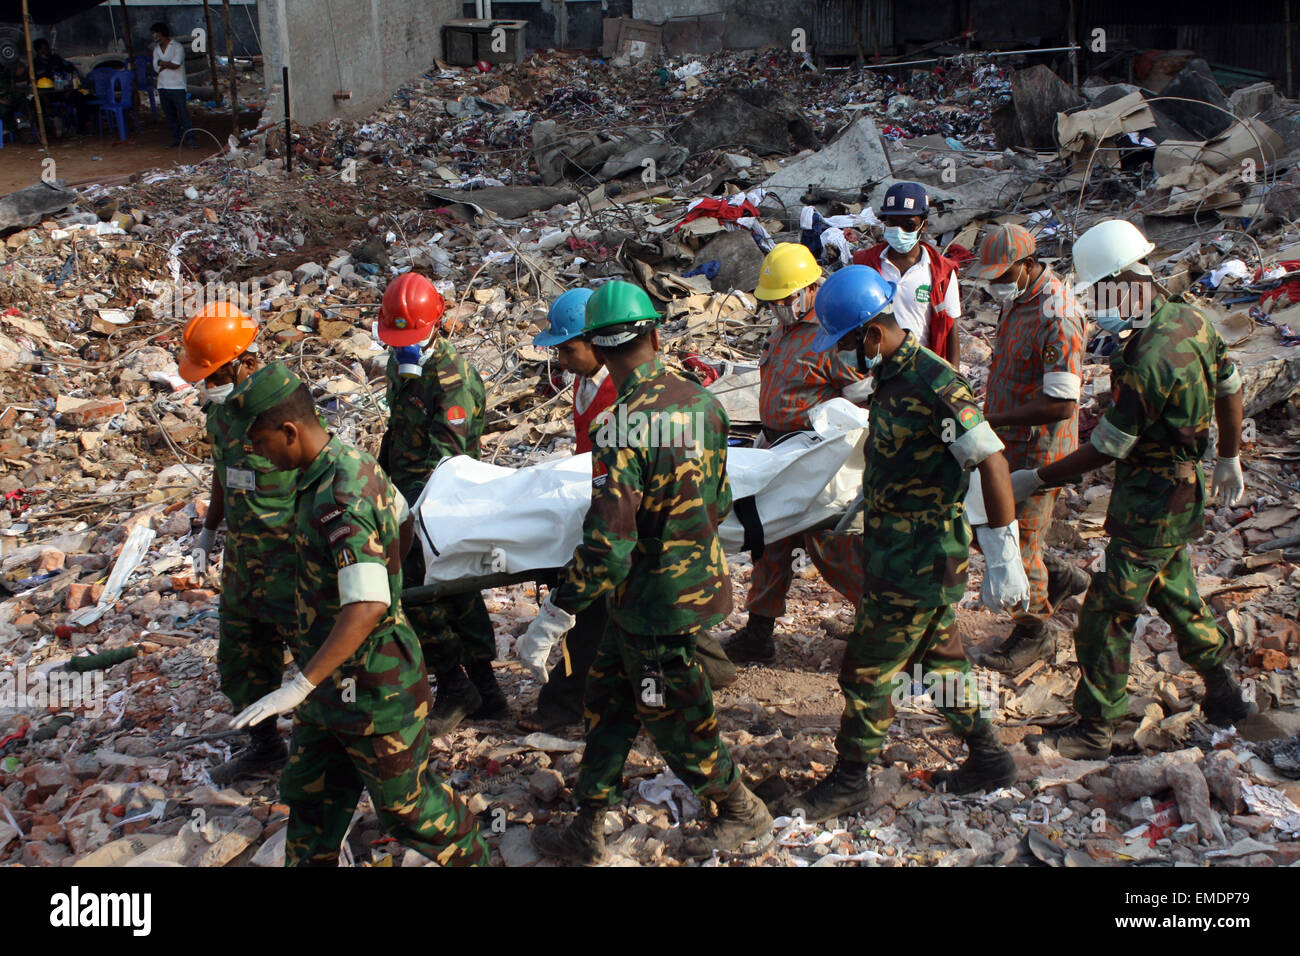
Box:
[36,77,55,90]
[755,242,821,301]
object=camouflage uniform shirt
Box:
[383,337,486,502]
[551,357,734,635]
[759,308,865,432]
[294,436,430,735]
[1089,297,1242,548]
[862,333,1005,607]
[205,399,298,610]
[986,264,1088,469]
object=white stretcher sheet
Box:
[414,398,871,583]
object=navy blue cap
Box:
[880,182,928,217]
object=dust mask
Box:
[203,382,234,405]
[884,226,919,254]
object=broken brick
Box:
[59,398,126,426]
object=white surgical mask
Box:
[837,342,881,372]
[203,382,234,405]
[884,226,919,254]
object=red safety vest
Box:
[852,242,959,360]
[573,370,617,455]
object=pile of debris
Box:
[1,45,1299,867]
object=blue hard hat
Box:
[534,288,594,347]
[809,265,898,352]
[879,181,928,217]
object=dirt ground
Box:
[0,105,257,192]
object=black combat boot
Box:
[210,720,288,785]
[531,804,606,865]
[931,725,1018,795]
[428,667,482,735]
[466,661,509,720]
[1201,665,1258,726]
[1040,718,1115,760]
[682,782,774,859]
[720,614,776,663]
[1045,557,1092,610]
[783,759,872,823]
[981,622,1055,674]
[694,632,738,689]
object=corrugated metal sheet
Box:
[810,0,894,58]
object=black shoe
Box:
[1046,558,1091,609]
[531,804,606,865]
[466,661,509,720]
[210,721,287,785]
[1039,717,1114,760]
[720,615,776,663]
[782,759,872,823]
[428,667,482,735]
[695,631,738,689]
[682,783,774,859]
[931,725,1018,795]
[982,623,1054,674]
[1201,665,1258,726]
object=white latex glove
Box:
[515,594,576,684]
[232,673,316,729]
[192,526,215,575]
[1009,468,1044,503]
[1211,456,1244,507]
[976,520,1031,612]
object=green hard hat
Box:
[583,280,659,346]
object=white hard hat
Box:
[1071,220,1155,295]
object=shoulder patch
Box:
[328,523,354,544]
[592,458,608,486]
[447,404,467,426]
[958,406,980,430]
[1042,343,1060,365]
[335,547,357,569]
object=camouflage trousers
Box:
[837,597,987,763]
[402,546,496,673]
[1072,538,1229,722]
[280,715,488,867]
[216,600,292,712]
[1013,488,1059,627]
[576,623,738,806]
[746,530,865,618]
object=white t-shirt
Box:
[875,248,961,348]
[153,40,187,91]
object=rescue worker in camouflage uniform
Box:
[375,272,506,734]
[722,242,874,664]
[968,224,1093,673]
[230,363,488,866]
[1011,221,1255,759]
[784,266,1032,822]
[514,281,773,864]
[178,303,292,784]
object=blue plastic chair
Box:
[84,66,116,109]
[131,54,158,119]
[97,70,136,140]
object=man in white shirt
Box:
[151,22,195,148]
[852,182,962,368]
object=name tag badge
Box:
[226,467,256,491]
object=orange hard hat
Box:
[177,302,258,382]
[378,272,445,346]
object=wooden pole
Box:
[222,0,238,137]
[202,0,223,105]
[282,65,291,173]
[21,0,48,153]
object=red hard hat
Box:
[378,272,445,346]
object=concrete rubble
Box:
[0,46,1298,868]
